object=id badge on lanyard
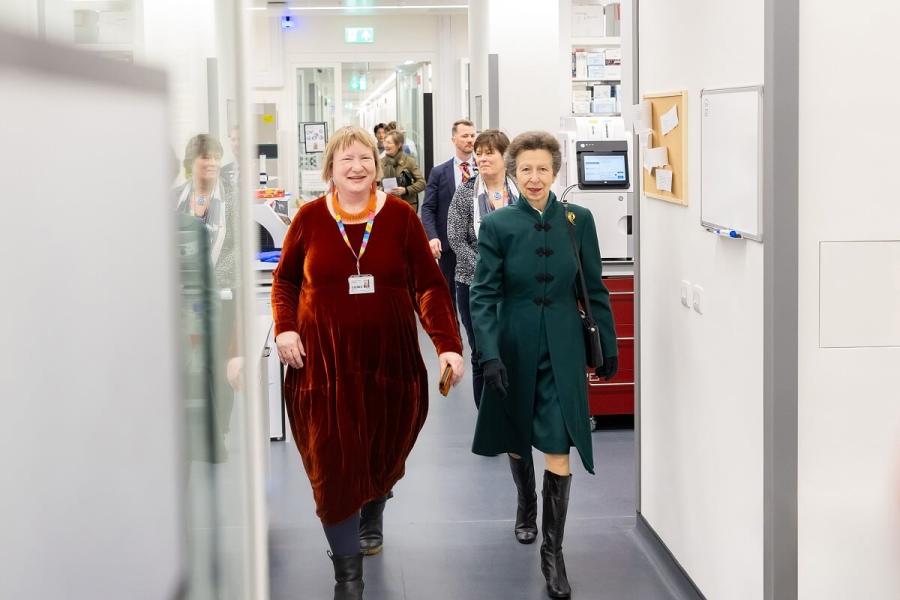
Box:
[348,273,375,294]
[334,209,376,295]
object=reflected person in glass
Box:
[174,133,236,285]
[271,126,464,599]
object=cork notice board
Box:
[642,90,688,205]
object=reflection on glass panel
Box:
[296,67,335,204]
[342,61,397,133]
[1,1,266,599]
[173,99,254,600]
[396,62,429,164]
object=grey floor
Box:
[267,330,683,600]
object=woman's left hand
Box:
[388,186,406,196]
[439,352,465,387]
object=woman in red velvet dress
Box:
[272,126,464,599]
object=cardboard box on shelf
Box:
[573,90,592,102]
[592,84,613,98]
[573,100,592,114]
[591,98,618,114]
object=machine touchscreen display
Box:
[576,149,630,190]
[583,154,627,183]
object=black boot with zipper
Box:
[359,490,393,556]
[508,455,538,544]
[540,471,572,599]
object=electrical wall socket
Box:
[692,284,704,314]
[680,280,691,308]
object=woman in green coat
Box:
[469,131,618,599]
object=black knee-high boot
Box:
[359,491,393,555]
[508,455,538,544]
[540,471,572,599]
[328,552,364,600]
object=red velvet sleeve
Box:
[405,208,463,355]
[271,205,306,337]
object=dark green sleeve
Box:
[578,211,618,358]
[470,216,503,364]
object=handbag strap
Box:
[562,201,597,327]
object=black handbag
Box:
[396,169,414,189]
[562,201,604,369]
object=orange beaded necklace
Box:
[332,189,377,222]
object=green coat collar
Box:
[515,191,559,221]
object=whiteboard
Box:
[700,86,763,241]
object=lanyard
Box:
[333,210,375,275]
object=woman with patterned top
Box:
[446,129,519,409]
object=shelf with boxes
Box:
[569,0,623,118]
[570,44,621,116]
[571,79,621,117]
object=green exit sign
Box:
[345,27,375,44]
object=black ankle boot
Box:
[540,471,572,599]
[359,491,393,555]
[328,552,364,600]
[508,455,538,544]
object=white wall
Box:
[639,1,765,598]
[798,2,900,598]
[141,0,218,165]
[482,0,561,137]
[250,11,468,196]
[0,0,38,36]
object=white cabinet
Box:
[257,289,286,441]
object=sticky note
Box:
[655,169,673,192]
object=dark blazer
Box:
[420,157,456,248]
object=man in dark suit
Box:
[420,118,477,312]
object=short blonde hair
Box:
[320,126,382,183]
[385,129,405,148]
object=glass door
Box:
[395,62,429,162]
[296,67,336,203]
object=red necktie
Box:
[460,161,472,184]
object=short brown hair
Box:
[505,131,562,177]
[385,129,405,148]
[473,129,510,157]
[320,125,382,183]
[183,134,223,176]
[452,119,475,135]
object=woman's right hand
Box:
[276,331,306,368]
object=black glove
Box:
[482,358,509,398]
[595,356,618,381]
